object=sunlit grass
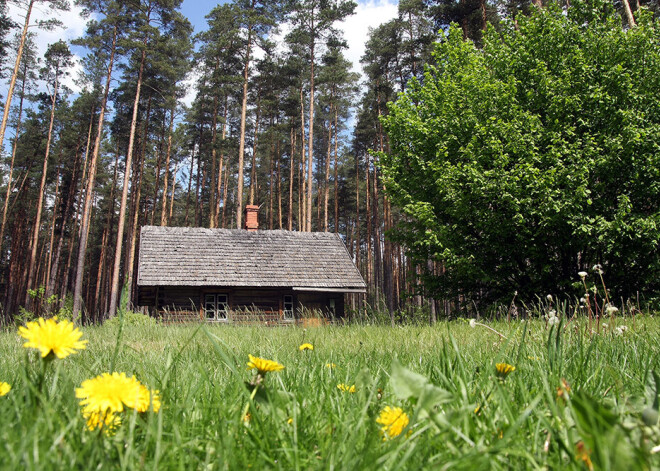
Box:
[0,316,659,469]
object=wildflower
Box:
[337,383,356,393]
[325,363,336,369]
[614,326,629,336]
[605,304,619,316]
[546,294,553,302]
[76,372,160,416]
[0,382,10,396]
[495,363,516,379]
[299,343,314,351]
[576,441,593,470]
[287,417,293,425]
[592,264,603,275]
[469,318,477,328]
[548,309,556,317]
[247,354,284,374]
[376,406,409,439]
[578,271,588,279]
[18,316,87,359]
[547,316,559,326]
[83,409,122,434]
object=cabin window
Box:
[205,294,228,321]
[283,295,294,319]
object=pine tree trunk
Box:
[621,0,636,27]
[160,101,176,226]
[72,25,118,323]
[107,40,148,318]
[209,88,219,228]
[288,127,294,231]
[306,35,315,232]
[213,96,228,226]
[333,107,339,234]
[0,0,34,154]
[0,65,28,261]
[236,15,254,229]
[323,103,333,232]
[26,66,61,305]
[249,95,260,206]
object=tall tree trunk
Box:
[26,65,61,305]
[213,96,228,226]
[306,33,315,232]
[333,106,339,234]
[44,167,61,293]
[621,0,636,27]
[249,94,261,206]
[160,100,176,226]
[299,90,307,230]
[126,142,146,305]
[209,87,219,228]
[323,103,333,231]
[0,0,34,153]
[72,25,118,323]
[47,138,83,300]
[236,6,255,229]
[288,127,295,231]
[169,159,178,223]
[93,146,120,315]
[107,39,148,319]
[0,64,28,260]
[184,140,196,225]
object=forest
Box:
[0,0,658,324]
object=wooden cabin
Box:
[136,209,366,324]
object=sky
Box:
[7,0,400,102]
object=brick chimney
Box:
[244,205,259,231]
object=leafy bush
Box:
[103,311,157,328]
[381,1,660,307]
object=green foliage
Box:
[381,2,660,307]
[0,319,659,468]
[103,311,157,329]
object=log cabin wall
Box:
[140,285,345,323]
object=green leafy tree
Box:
[381,1,660,309]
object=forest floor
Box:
[0,316,659,469]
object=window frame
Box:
[204,293,229,322]
[283,294,294,320]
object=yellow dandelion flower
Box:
[0,382,10,396]
[299,343,314,351]
[243,412,251,425]
[247,354,284,374]
[18,316,87,359]
[124,382,161,413]
[495,363,515,379]
[287,417,293,425]
[337,383,356,393]
[376,406,409,439]
[76,372,137,414]
[325,363,336,369]
[83,409,122,434]
[76,372,160,414]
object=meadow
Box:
[0,315,659,470]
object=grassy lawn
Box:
[0,316,659,469]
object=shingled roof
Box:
[137,226,366,291]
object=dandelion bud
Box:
[546,294,553,302]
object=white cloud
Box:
[338,0,398,78]
[7,2,89,94]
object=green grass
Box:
[0,316,659,469]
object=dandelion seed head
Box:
[578,271,588,279]
[469,319,477,328]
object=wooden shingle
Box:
[137,226,366,290]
